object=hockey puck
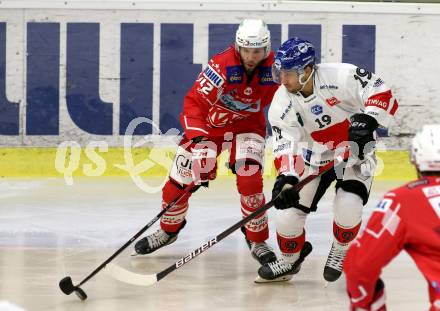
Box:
[74,287,88,301]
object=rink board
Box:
[0,1,440,151]
[0,147,416,180]
[0,1,431,181]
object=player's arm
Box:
[347,66,399,159]
[268,89,304,209]
[344,193,406,310]
[268,90,304,177]
[180,58,226,140]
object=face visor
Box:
[271,62,302,84]
[271,59,315,94]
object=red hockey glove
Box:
[350,278,387,311]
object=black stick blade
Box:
[74,287,88,301]
[59,276,75,295]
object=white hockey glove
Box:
[191,137,217,187]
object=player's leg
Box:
[255,207,310,282]
[237,168,277,265]
[133,180,191,255]
[324,156,375,282]
[134,137,207,255]
[231,133,276,265]
[257,169,336,282]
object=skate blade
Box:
[130,251,145,257]
[254,274,293,283]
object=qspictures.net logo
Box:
[54,117,180,194]
[54,116,387,192]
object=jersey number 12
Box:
[197,77,214,95]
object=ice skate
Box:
[323,241,349,282]
[133,220,186,256]
[132,229,178,256]
[241,227,277,265]
[247,239,277,265]
[255,241,312,283]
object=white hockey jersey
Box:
[269,63,398,177]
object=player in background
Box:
[255,37,399,283]
[134,19,279,265]
[344,124,440,311]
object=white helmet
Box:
[411,124,440,172]
[235,19,271,57]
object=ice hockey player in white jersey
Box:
[256,37,399,283]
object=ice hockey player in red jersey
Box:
[255,37,399,283]
[134,19,279,265]
[344,124,440,311]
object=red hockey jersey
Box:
[344,176,440,311]
[180,46,278,140]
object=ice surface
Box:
[0,178,428,310]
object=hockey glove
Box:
[349,278,386,311]
[191,137,217,187]
[348,113,379,160]
[272,175,300,210]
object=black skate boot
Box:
[248,240,277,265]
[133,220,186,255]
[255,241,313,283]
[323,241,349,282]
[241,227,277,265]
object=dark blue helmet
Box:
[272,37,315,83]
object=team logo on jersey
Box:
[375,198,393,213]
[258,66,275,85]
[407,179,429,189]
[208,104,246,127]
[320,84,338,90]
[422,186,440,198]
[226,66,243,84]
[366,90,392,111]
[326,96,341,107]
[280,101,293,120]
[366,99,389,110]
[302,148,313,163]
[203,65,224,88]
[273,141,291,153]
[220,94,261,113]
[373,78,385,87]
[311,105,323,115]
[428,196,440,219]
[244,87,252,95]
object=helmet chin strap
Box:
[298,68,315,92]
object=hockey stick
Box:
[106,153,348,287]
[59,181,197,300]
